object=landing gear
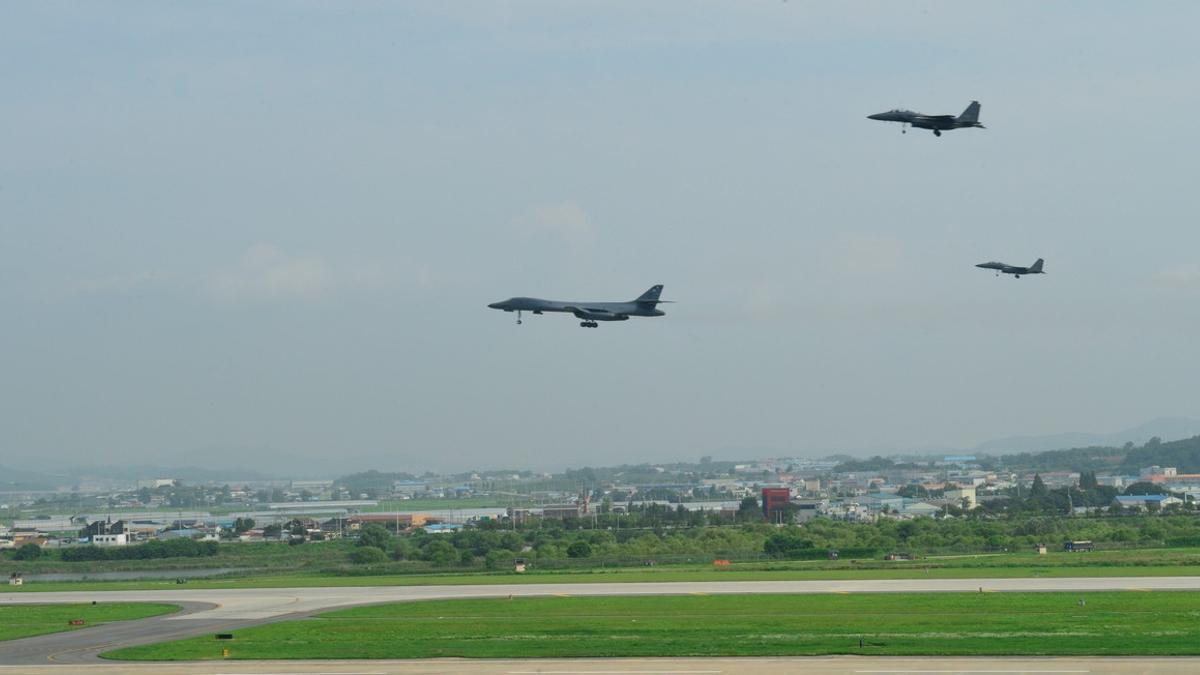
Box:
[933,129,942,137]
[579,321,598,328]
[516,310,522,325]
[1015,275,1021,279]
[902,127,907,134]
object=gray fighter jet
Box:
[976,258,1045,278]
[488,285,670,328]
[868,101,984,136]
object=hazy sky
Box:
[4,2,1200,474]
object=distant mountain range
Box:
[0,466,74,491]
[0,463,268,492]
[972,417,1200,455]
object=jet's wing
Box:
[565,306,632,321]
[564,306,612,317]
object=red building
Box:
[761,487,791,522]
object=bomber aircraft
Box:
[868,101,984,136]
[976,258,1045,278]
[488,285,671,328]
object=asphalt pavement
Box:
[1,656,1199,674]
[3,576,1200,666]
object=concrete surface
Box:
[3,576,1199,666]
[1,656,1199,674]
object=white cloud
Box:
[743,282,783,322]
[207,244,332,302]
[1153,264,1200,289]
[828,233,905,277]
[67,271,166,295]
[512,201,595,250]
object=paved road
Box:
[3,576,1200,665]
[0,656,1199,674]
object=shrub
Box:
[763,532,813,558]
[59,538,219,562]
[357,524,392,550]
[484,549,516,570]
[566,541,592,558]
[14,543,42,561]
[423,540,459,566]
[350,546,389,564]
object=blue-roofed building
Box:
[1113,494,1182,510]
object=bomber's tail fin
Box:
[957,100,981,124]
[634,284,665,303]
[1029,258,1045,273]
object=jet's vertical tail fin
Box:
[1029,258,1045,273]
[957,100,981,123]
[633,285,664,303]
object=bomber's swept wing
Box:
[565,306,613,317]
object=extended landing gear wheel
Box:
[902,128,906,134]
[934,129,942,137]
[579,321,598,328]
[516,310,523,325]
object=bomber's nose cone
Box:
[488,302,503,309]
[867,113,885,120]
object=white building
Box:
[91,533,128,547]
[945,484,977,509]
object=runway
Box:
[3,576,1200,666]
[1,656,1199,674]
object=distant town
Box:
[4,432,1199,555]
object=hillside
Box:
[973,416,1200,454]
[1122,435,1200,473]
[990,434,1200,474]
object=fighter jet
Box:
[488,285,671,328]
[868,101,984,136]
[976,258,1045,278]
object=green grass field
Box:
[0,603,179,642]
[105,591,1200,660]
[6,548,1200,593]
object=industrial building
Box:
[761,487,790,522]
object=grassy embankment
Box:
[7,547,1200,593]
[367,497,525,512]
[105,591,1200,660]
[0,539,359,575]
[0,603,178,642]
